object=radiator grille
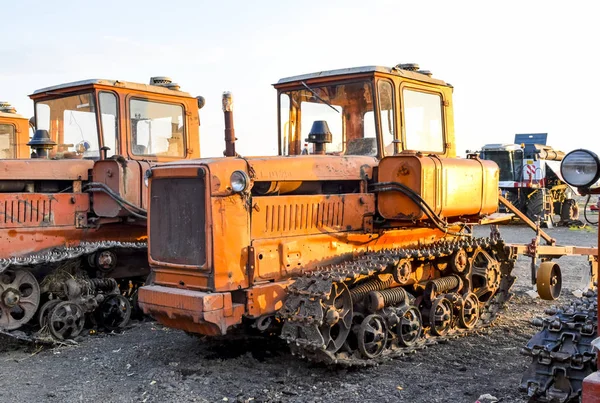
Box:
[150,177,206,266]
[264,200,343,233]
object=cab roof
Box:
[0,110,28,120]
[31,79,192,98]
[275,65,449,87]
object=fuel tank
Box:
[377,153,499,220]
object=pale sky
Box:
[2,0,599,158]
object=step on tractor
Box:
[0,102,33,159]
[521,149,600,403]
[479,134,578,227]
[0,77,205,341]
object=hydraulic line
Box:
[370,182,469,237]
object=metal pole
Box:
[222,92,236,157]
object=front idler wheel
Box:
[357,314,388,359]
[0,270,40,330]
[319,282,353,353]
[48,301,85,340]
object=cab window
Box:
[130,99,185,157]
[0,124,16,158]
[35,93,100,159]
[403,89,444,153]
[364,80,395,156]
[99,92,118,157]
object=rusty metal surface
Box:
[139,285,244,336]
[0,160,93,180]
[91,159,143,217]
[0,75,203,339]
[0,241,146,273]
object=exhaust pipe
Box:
[222,91,236,157]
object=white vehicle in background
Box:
[479,133,578,227]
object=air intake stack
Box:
[149,76,181,91]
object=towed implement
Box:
[521,149,600,402]
[0,77,205,341]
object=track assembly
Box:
[280,237,516,366]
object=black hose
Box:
[85,182,147,214]
[369,183,469,237]
[85,185,147,219]
[583,194,599,226]
[371,182,444,226]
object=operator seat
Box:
[346,137,377,156]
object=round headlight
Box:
[230,170,249,193]
[560,149,600,188]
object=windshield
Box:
[481,150,523,182]
[279,80,379,156]
[35,93,100,159]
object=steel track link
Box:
[520,289,598,402]
[0,241,147,343]
[279,237,515,366]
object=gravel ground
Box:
[0,219,597,403]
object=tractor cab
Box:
[0,102,32,159]
[29,77,204,161]
[275,64,456,159]
[479,144,525,183]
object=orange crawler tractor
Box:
[0,102,32,159]
[0,77,204,341]
[139,64,517,364]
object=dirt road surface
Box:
[0,223,597,403]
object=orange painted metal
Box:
[140,285,244,335]
[0,78,203,262]
[136,66,491,336]
[0,159,92,180]
[377,154,499,220]
[0,110,31,159]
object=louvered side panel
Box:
[252,194,371,239]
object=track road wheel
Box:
[96,295,132,331]
[396,305,422,347]
[48,301,85,340]
[357,314,388,359]
[0,270,40,330]
[38,299,61,329]
[459,293,480,329]
[428,297,453,336]
[537,262,562,300]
